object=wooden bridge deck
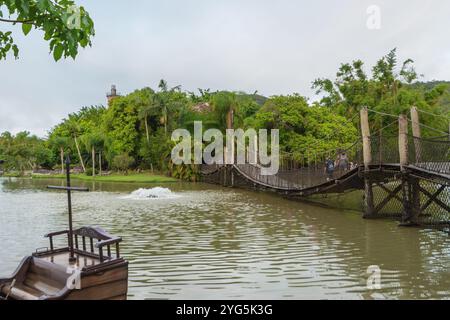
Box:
[201,162,449,194]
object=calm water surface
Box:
[0,177,449,300]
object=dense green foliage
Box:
[0,0,94,60]
[1,50,449,179]
[246,94,358,159]
[313,48,450,136]
[0,131,53,172]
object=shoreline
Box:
[3,173,179,184]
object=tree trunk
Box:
[144,116,154,171]
[92,146,95,177]
[60,147,64,175]
[164,106,167,135]
[99,151,102,176]
[226,108,234,129]
[73,135,86,172]
[144,116,150,144]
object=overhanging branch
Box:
[0,17,34,25]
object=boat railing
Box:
[44,226,122,263]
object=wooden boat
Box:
[0,157,128,300]
[0,227,128,300]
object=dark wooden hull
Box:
[65,263,128,300]
[0,254,128,300]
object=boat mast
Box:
[65,156,76,263]
[47,156,89,263]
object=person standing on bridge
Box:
[336,151,349,172]
[325,157,335,181]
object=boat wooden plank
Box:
[4,286,40,300]
[29,258,69,284]
[24,272,64,296]
[107,294,127,300]
[65,279,128,300]
[81,266,128,289]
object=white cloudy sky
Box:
[1,0,450,137]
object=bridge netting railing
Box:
[407,135,450,175]
[200,139,364,190]
[369,134,399,165]
[234,139,363,190]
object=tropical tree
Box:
[311,48,447,135]
[211,91,239,130]
[0,131,53,174]
[65,116,86,172]
[82,132,104,177]
[250,94,359,160]
[50,136,70,174]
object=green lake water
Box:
[0,177,449,299]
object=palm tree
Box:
[51,136,69,174]
[211,91,238,130]
[82,132,104,177]
[66,117,86,172]
[154,80,184,135]
[138,103,153,145]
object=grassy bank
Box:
[1,171,22,178]
[31,172,178,183]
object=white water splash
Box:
[122,187,180,200]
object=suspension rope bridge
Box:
[200,106,450,230]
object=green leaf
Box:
[22,23,32,36]
[12,45,19,59]
[53,43,64,61]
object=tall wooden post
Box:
[360,107,374,218]
[408,109,422,224]
[361,108,372,168]
[254,134,258,164]
[410,106,422,163]
[398,114,409,169]
[398,114,413,224]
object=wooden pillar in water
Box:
[231,166,234,187]
[361,107,374,218]
[398,114,414,224]
[254,134,258,165]
[399,114,409,169]
[409,107,421,224]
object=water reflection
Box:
[0,177,449,299]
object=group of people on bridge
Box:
[324,151,357,181]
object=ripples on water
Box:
[0,177,449,300]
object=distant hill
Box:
[409,80,450,91]
[408,81,450,112]
[236,92,268,106]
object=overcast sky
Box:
[1,0,449,137]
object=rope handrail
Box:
[366,108,399,119]
[416,107,450,120]
[370,119,398,136]
[364,107,448,135]
[406,118,449,135]
[406,133,450,143]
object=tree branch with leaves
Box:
[0,0,94,61]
